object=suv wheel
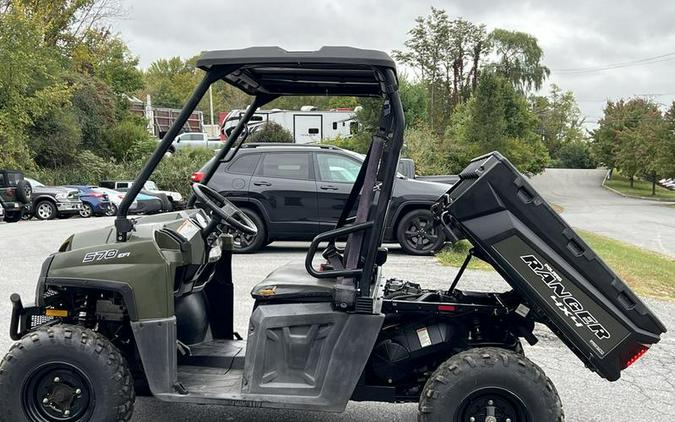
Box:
[227,209,266,253]
[396,209,445,255]
[34,200,57,220]
[79,203,93,218]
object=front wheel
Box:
[396,209,445,255]
[419,347,564,422]
[34,201,56,220]
[106,203,118,216]
[0,324,135,422]
[227,209,266,253]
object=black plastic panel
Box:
[434,152,667,381]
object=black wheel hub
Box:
[456,388,528,422]
[227,226,257,249]
[23,363,94,422]
[404,216,439,251]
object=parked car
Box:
[169,132,223,152]
[99,180,184,210]
[397,158,459,185]
[24,178,83,220]
[0,199,5,222]
[192,143,452,254]
[93,187,164,215]
[0,169,32,222]
[66,185,112,218]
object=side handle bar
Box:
[10,293,24,341]
[305,221,374,279]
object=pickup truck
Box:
[397,158,459,185]
[169,132,223,153]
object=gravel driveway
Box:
[529,168,675,258]
[0,217,672,422]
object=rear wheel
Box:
[396,209,445,255]
[79,203,93,218]
[106,203,118,216]
[34,200,57,220]
[0,324,135,422]
[419,347,564,422]
[227,209,266,253]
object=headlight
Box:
[172,192,183,201]
[55,193,67,199]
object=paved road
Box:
[0,217,672,421]
[529,168,675,258]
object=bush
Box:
[103,116,154,161]
[153,148,215,198]
[247,122,294,143]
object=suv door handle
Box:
[319,185,339,191]
[253,181,271,186]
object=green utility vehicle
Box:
[1,47,666,422]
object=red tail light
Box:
[623,345,649,369]
[191,171,205,183]
[90,192,104,198]
[437,305,456,312]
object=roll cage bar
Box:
[115,46,404,309]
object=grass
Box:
[437,230,675,301]
[605,174,675,201]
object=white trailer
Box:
[220,106,359,143]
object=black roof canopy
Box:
[196,47,397,97]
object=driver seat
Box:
[251,261,335,302]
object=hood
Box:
[33,185,79,197]
[394,177,451,200]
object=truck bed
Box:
[433,152,667,381]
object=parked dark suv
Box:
[192,144,451,254]
[0,169,32,222]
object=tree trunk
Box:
[652,172,657,196]
[630,176,634,188]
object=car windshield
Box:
[25,177,44,187]
[144,181,159,190]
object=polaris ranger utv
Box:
[1,47,666,422]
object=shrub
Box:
[247,122,294,143]
[153,148,215,198]
[103,116,154,161]
[554,141,597,169]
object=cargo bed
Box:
[433,152,667,381]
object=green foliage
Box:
[455,72,549,173]
[322,133,371,154]
[399,77,428,126]
[530,85,586,159]
[489,29,550,92]
[103,116,154,161]
[592,98,671,185]
[553,141,597,169]
[402,125,454,175]
[28,106,82,168]
[153,148,215,198]
[247,122,294,143]
[69,72,117,154]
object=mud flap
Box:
[433,152,667,381]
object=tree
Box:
[451,71,549,173]
[555,141,596,169]
[530,85,586,159]
[593,98,668,191]
[489,29,550,92]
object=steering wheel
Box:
[191,183,257,235]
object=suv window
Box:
[4,172,22,187]
[117,182,130,189]
[316,153,361,183]
[259,153,310,180]
[227,153,260,175]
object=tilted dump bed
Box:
[433,152,666,381]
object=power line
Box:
[551,52,675,74]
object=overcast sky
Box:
[111,0,675,126]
